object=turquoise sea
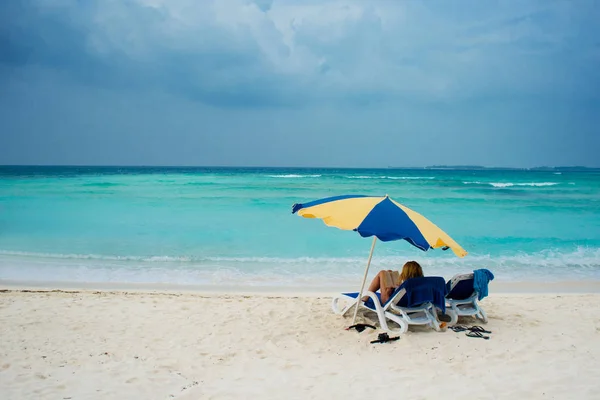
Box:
[1,166,599,288]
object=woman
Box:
[362,261,424,304]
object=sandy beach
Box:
[2,0,599,398]
[1,288,599,400]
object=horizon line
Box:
[1,164,599,170]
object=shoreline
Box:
[2,278,600,295]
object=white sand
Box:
[1,289,599,400]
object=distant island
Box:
[386,165,600,172]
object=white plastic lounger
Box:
[331,276,447,334]
[445,273,488,325]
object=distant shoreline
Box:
[1,165,599,172]
[418,165,600,172]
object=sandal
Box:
[466,331,490,340]
[469,325,492,334]
[346,323,376,333]
[449,325,469,332]
[370,333,400,344]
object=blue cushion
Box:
[446,278,475,300]
[343,291,381,310]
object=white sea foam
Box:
[0,250,375,265]
[0,250,193,262]
[2,248,600,286]
[509,182,557,187]
[347,176,435,180]
[386,176,436,180]
[3,248,599,267]
[346,175,387,179]
[267,174,321,178]
[463,181,559,187]
[491,182,517,187]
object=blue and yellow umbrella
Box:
[292,194,467,323]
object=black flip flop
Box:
[370,333,400,344]
[346,323,376,333]
[469,325,492,334]
[466,331,490,340]
[449,325,469,332]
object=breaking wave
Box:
[463,181,559,188]
[346,176,435,180]
[267,174,322,178]
[2,248,599,287]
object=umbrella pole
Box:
[351,236,377,325]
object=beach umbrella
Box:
[292,194,467,324]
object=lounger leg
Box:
[331,295,357,316]
[476,307,488,323]
[331,292,408,334]
[362,292,407,334]
[446,309,459,325]
[382,312,408,334]
[424,304,444,332]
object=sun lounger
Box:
[331,276,448,334]
[444,270,493,325]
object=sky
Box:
[1,0,599,168]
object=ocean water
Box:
[1,166,599,288]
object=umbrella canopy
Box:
[292,194,467,257]
[292,194,467,325]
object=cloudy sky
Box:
[1,0,598,168]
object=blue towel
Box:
[473,268,495,300]
[396,276,447,313]
[345,276,447,313]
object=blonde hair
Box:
[399,261,424,282]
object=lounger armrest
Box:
[390,303,433,313]
[361,290,378,301]
[360,290,386,312]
